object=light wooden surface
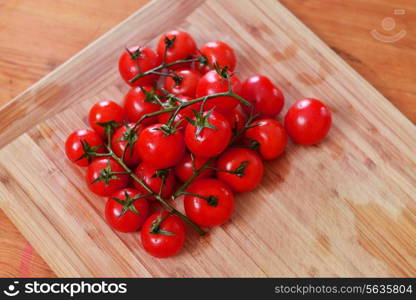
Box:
[0,0,415,277]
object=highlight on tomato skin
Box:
[284,98,332,146]
[64,29,335,259]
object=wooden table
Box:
[0,0,414,277]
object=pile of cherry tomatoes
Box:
[65,30,331,258]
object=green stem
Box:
[129,58,199,84]
[134,90,250,128]
[110,152,206,235]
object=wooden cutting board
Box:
[0,0,415,277]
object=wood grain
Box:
[0,0,415,277]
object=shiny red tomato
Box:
[284,98,332,145]
[133,162,176,200]
[105,188,150,233]
[185,110,231,158]
[157,30,197,67]
[136,123,186,169]
[118,46,161,87]
[141,212,186,258]
[123,86,162,126]
[184,178,234,227]
[216,148,264,193]
[241,75,284,118]
[197,41,236,73]
[111,123,141,167]
[174,153,214,182]
[86,157,129,196]
[195,70,241,114]
[244,118,287,160]
[164,68,201,97]
[65,129,104,167]
[88,100,125,138]
[157,95,194,127]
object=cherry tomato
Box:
[197,41,236,74]
[157,30,197,68]
[123,86,162,126]
[224,105,247,134]
[284,98,332,145]
[244,118,287,160]
[118,46,160,87]
[164,68,201,97]
[184,178,234,227]
[141,212,186,258]
[86,157,129,196]
[133,162,176,200]
[216,148,264,193]
[195,70,241,114]
[136,123,186,169]
[105,188,150,233]
[241,75,284,118]
[185,110,231,158]
[88,100,125,138]
[65,129,104,167]
[157,95,195,127]
[111,123,141,167]
[174,153,214,182]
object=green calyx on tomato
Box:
[186,108,217,137]
[164,35,176,49]
[111,190,146,218]
[95,120,121,139]
[126,46,142,61]
[149,213,176,236]
[119,126,138,157]
[75,139,103,164]
[90,159,128,186]
[213,63,230,80]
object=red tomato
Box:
[111,123,141,167]
[197,41,236,73]
[118,46,160,87]
[284,98,332,145]
[164,68,201,97]
[157,95,195,127]
[105,188,150,233]
[86,158,129,196]
[244,118,287,160]
[185,110,231,158]
[65,129,104,167]
[88,100,125,138]
[123,86,162,126]
[136,123,186,169]
[216,148,264,193]
[141,212,186,258]
[241,75,284,118]
[157,30,197,68]
[224,105,247,134]
[174,153,214,182]
[184,178,234,227]
[133,162,176,200]
[195,70,241,114]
